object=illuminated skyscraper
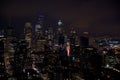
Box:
[56,20,65,46]
[4,26,15,76]
[34,15,46,52]
[35,15,44,35]
[57,20,63,34]
[24,22,32,48]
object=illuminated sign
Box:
[86,48,94,50]
[66,42,70,56]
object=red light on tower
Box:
[66,42,70,56]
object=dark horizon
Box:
[0,0,120,36]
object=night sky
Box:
[0,0,120,35]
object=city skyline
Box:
[0,1,120,79]
[0,0,120,36]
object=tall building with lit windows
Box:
[57,20,63,34]
[35,15,44,37]
[24,22,32,48]
[4,26,14,76]
[34,15,46,52]
[56,20,65,46]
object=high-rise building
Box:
[56,20,65,46]
[35,15,44,35]
[24,22,32,48]
[34,15,46,52]
[5,40,16,77]
[4,26,15,76]
[57,20,63,34]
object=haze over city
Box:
[0,0,120,36]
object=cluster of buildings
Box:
[0,15,120,79]
[0,15,90,79]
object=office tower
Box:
[34,15,45,39]
[34,15,46,52]
[56,20,65,46]
[57,20,63,34]
[24,22,32,48]
[4,26,15,76]
[5,40,17,77]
